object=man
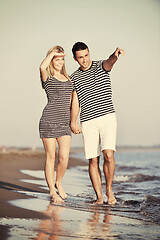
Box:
[70,42,124,205]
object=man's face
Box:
[74,49,92,70]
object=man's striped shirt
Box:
[70,60,115,122]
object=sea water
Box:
[70,150,160,224]
[0,149,160,239]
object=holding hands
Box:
[71,122,82,134]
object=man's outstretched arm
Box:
[71,91,82,134]
[103,47,125,71]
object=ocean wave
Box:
[122,199,141,206]
[140,195,160,224]
[144,195,160,203]
[117,166,143,171]
[114,175,129,182]
[115,195,160,224]
[129,174,160,182]
[114,173,160,183]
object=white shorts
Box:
[81,113,117,159]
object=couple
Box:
[39,42,124,205]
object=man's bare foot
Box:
[92,196,103,205]
[55,183,67,200]
[106,189,116,205]
[50,192,64,204]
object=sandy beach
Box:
[0,149,87,239]
[0,148,159,240]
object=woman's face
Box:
[52,55,64,72]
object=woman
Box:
[39,45,73,203]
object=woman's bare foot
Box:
[50,192,64,204]
[106,189,116,205]
[55,183,67,200]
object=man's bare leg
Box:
[103,149,116,205]
[89,156,103,204]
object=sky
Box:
[0,0,160,148]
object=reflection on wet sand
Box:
[87,207,118,240]
[33,203,118,240]
[33,204,64,240]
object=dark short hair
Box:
[72,42,89,59]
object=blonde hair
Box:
[46,45,71,81]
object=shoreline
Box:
[1,145,160,152]
[0,150,88,240]
[0,150,87,219]
[0,149,160,239]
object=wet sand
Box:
[0,149,159,240]
[0,149,87,239]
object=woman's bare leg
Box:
[42,138,63,203]
[56,135,71,199]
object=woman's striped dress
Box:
[39,76,73,138]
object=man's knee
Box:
[89,157,99,168]
[103,150,114,163]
